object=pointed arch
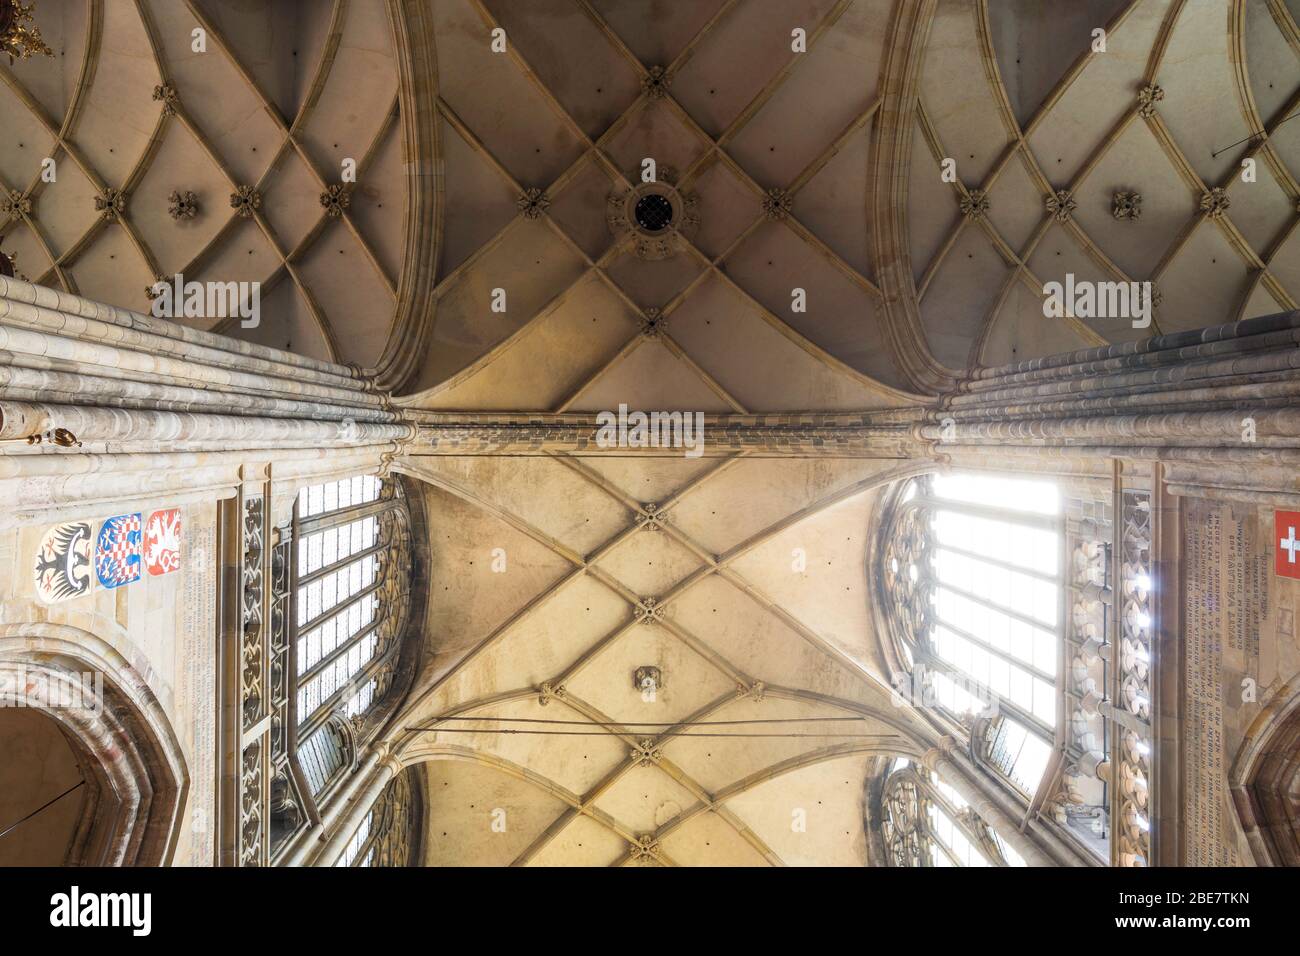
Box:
[0,622,187,866]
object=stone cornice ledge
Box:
[405,410,931,458]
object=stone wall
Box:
[1181,497,1300,864]
[0,495,219,864]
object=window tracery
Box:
[293,475,411,737]
[264,473,415,863]
[879,762,1024,867]
[880,473,1062,788]
[877,471,1156,867]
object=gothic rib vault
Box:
[5,1,1300,393]
[0,0,411,367]
[3,0,1300,868]
[368,0,1300,864]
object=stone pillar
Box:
[302,752,400,867]
[920,742,1077,867]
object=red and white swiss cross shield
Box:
[1275,510,1300,580]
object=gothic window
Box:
[259,473,417,864]
[879,761,1025,867]
[291,474,413,803]
[293,475,409,730]
[880,471,1155,866]
[882,472,1063,803]
[335,767,423,868]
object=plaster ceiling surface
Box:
[405,0,924,408]
[910,0,1300,369]
[7,1,1293,387]
[393,0,1300,408]
[397,450,925,866]
[380,0,1300,867]
[0,0,408,367]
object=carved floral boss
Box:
[607,170,699,261]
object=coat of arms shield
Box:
[34,521,94,603]
[95,513,143,589]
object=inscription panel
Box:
[179,506,217,865]
[1181,499,1271,866]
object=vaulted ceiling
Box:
[380,0,1300,866]
[6,0,1300,866]
[6,0,1297,390]
[0,0,408,367]
[397,0,1300,407]
[399,451,927,866]
[912,0,1300,369]
[407,0,923,408]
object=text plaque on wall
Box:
[1181,499,1272,865]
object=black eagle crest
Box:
[34,522,91,601]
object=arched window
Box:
[878,470,1155,866]
[289,474,413,812]
[879,760,1025,867]
[293,475,411,733]
[882,473,1062,794]
[261,473,416,864]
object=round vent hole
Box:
[634,194,674,232]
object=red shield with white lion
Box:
[144,509,182,576]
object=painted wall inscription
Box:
[145,508,182,576]
[1182,498,1269,865]
[33,509,185,597]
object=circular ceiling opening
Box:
[634,194,674,232]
